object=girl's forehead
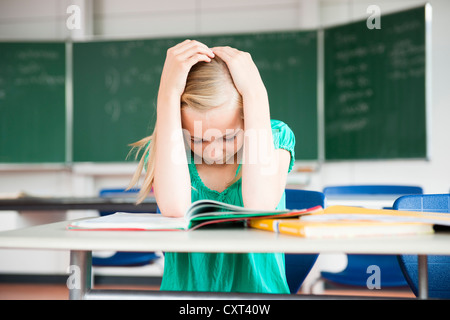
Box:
[182,106,243,137]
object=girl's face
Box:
[181,104,244,165]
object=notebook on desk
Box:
[67,199,322,231]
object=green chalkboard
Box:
[73,39,163,162]
[324,6,428,160]
[0,42,66,163]
[72,31,318,162]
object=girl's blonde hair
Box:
[128,56,243,203]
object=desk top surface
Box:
[0,219,449,255]
[0,196,157,211]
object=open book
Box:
[67,199,323,231]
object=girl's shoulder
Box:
[270,119,293,134]
[270,119,285,129]
[270,119,296,173]
[270,119,295,143]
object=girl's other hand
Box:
[211,46,266,99]
[159,40,215,98]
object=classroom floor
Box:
[0,282,415,300]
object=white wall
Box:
[0,0,449,278]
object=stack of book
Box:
[248,205,446,238]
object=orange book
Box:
[302,205,450,226]
[249,218,434,239]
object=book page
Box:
[68,213,188,230]
[186,199,289,220]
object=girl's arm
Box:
[213,47,291,210]
[153,40,215,217]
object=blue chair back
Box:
[93,188,160,267]
[99,188,144,216]
[284,189,325,294]
[323,185,423,196]
[393,194,450,299]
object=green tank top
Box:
[157,119,296,293]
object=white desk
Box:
[0,219,449,299]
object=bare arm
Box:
[212,47,291,210]
[241,89,291,210]
[153,40,215,217]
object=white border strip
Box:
[317,29,325,163]
[425,3,432,161]
[65,41,73,164]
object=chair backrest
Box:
[323,185,423,196]
[98,188,144,216]
[393,194,450,213]
[99,188,141,197]
[285,188,326,210]
[284,189,325,294]
[393,194,450,298]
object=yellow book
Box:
[303,205,450,226]
[249,218,434,239]
[249,204,450,238]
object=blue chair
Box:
[320,185,423,288]
[323,185,423,197]
[284,189,325,294]
[92,188,160,267]
[393,194,450,299]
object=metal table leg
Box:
[65,250,421,300]
[68,250,92,300]
[418,255,428,299]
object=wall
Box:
[0,0,449,283]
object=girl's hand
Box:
[159,40,215,98]
[212,46,266,99]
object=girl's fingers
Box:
[171,39,191,51]
[212,46,239,58]
[175,40,206,54]
[211,47,232,60]
[211,46,243,66]
[186,53,212,67]
[211,46,259,97]
[179,46,215,62]
[176,40,215,59]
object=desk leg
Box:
[68,250,92,300]
[418,255,428,300]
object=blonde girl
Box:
[129,40,296,293]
